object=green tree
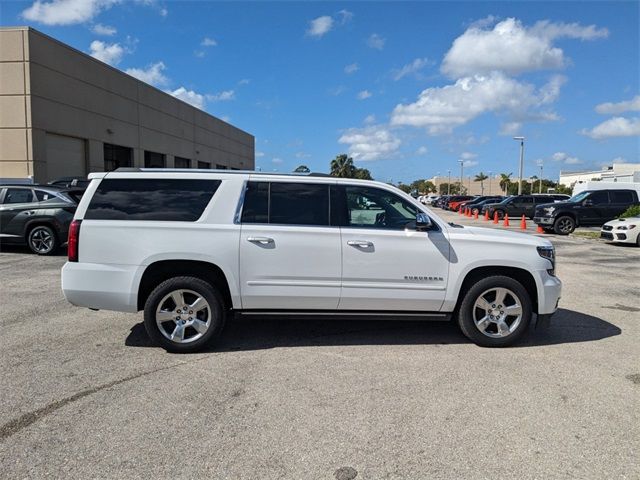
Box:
[474,172,489,195]
[410,179,436,194]
[396,183,412,194]
[353,168,373,180]
[499,173,512,194]
[330,154,356,178]
[439,182,461,195]
[293,165,310,173]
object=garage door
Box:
[45,133,86,181]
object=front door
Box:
[239,180,341,310]
[337,185,450,312]
[581,190,610,225]
[0,188,37,238]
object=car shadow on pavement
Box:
[0,244,68,256]
[125,308,620,352]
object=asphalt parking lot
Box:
[1,221,638,479]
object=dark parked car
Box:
[434,195,451,208]
[48,176,90,189]
[482,194,570,220]
[0,185,79,254]
[458,196,504,214]
[534,189,640,234]
[444,195,474,211]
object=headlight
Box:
[537,246,556,276]
[617,225,636,230]
[543,206,556,215]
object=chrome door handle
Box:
[247,236,274,245]
[347,240,373,248]
[25,211,36,216]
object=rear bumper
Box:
[61,262,140,313]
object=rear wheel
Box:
[27,225,58,255]
[457,275,532,347]
[143,276,225,353]
[553,216,575,235]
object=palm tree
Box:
[474,172,489,195]
[293,165,310,173]
[330,154,356,178]
[499,172,512,194]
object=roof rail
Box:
[112,167,334,178]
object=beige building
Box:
[429,174,507,196]
[0,26,254,183]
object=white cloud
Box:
[238,78,250,85]
[328,85,347,96]
[460,152,477,160]
[595,95,640,115]
[167,87,205,109]
[367,33,386,50]
[272,157,284,164]
[364,114,376,124]
[344,63,359,74]
[499,121,522,136]
[581,117,640,139]
[337,9,353,24]
[89,40,124,65]
[255,151,265,158]
[611,156,627,164]
[194,50,205,58]
[125,62,169,87]
[22,0,119,25]
[463,159,479,167]
[416,146,428,155]
[442,18,608,77]
[201,37,217,47]
[390,72,564,135]
[551,152,582,165]
[92,23,116,36]
[295,152,311,159]
[306,15,334,38]
[357,90,372,100]
[206,90,235,102]
[338,125,401,161]
[159,6,167,17]
[392,57,430,81]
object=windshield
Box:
[569,191,590,202]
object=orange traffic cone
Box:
[503,214,510,227]
[520,215,527,230]
[474,210,479,220]
[536,225,545,234]
[466,208,471,217]
[484,210,489,221]
[458,207,463,215]
[493,211,499,224]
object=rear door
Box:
[336,184,449,312]
[239,180,342,310]
[609,190,636,218]
[0,187,36,237]
[510,196,533,217]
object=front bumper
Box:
[536,269,562,315]
[534,216,554,225]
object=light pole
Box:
[488,171,492,195]
[447,169,451,195]
[537,159,543,194]
[513,136,525,195]
[458,159,464,194]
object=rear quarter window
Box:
[85,179,221,221]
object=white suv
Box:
[62,170,561,352]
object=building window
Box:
[144,151,166,168]
[216,164,228,170]
[103,143,132,171]
[174,157,191,169]
[198,161,210,169]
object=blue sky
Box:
[2,1,639,183]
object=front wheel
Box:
[143,276,225,353]
[553,216,575,235]
[457,276,532,347]
[27,225,58,255]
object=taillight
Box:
[68,219,82,262]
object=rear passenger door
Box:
[239,180,342,310]
[0,188,37,237]
[609,191,636,219]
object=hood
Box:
[604,216,640,227]
[536,200,575,209]
[449,224,552,248]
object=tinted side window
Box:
[610,191,634,204]
[85,179,220,221]
[269,183,329,226]
[241,182,269,223]
[343,186,418,230]
[3,188,34,204]
[589,191,609,205]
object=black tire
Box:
[457,275,532,347]
[494,210,505,220]
[543,228,554,234]
[27,225,58,255]
[143,276,225,353]
[553,215,575,235]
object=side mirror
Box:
[583,199,593,206]
[416,213,432,231]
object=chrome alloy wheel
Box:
[557,218,574,234]
[472,287,523,338]
[29,227,54,254]
[156,289,211,344]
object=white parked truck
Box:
[62,169,561,352]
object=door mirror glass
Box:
[583,199,593,206]
[415,213,432,231]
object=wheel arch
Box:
[25,219,60,240]
[137,260,233,312]
[454,266,539,314]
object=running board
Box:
[234,310,452,321]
